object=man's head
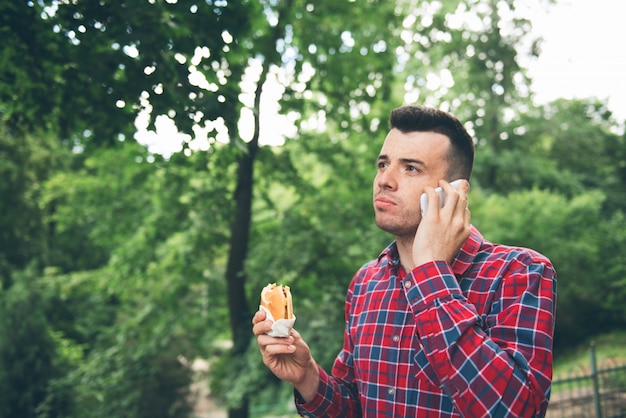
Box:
[373,105,474,239]
[388,105,474,181]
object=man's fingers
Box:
[258,334,296,354]
[252,309,266,324]
[439,179,469,213]
[252,318,273,336]
[264,341,296,355]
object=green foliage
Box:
[0,0,255,145]
[44,147,234,415]
[487,99,625,197]
[62,315,195,418]
[598,210,626,321]
[0,126,70,284]
[0,268,75,418]
[473,145,584,196]
[0,134,237,415]
[553,331,626,377]
[42,141,157,272]
[472,188,601,260]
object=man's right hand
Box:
[413,179,471,268]
[252,310,320,401]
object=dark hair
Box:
[389,105,475,180]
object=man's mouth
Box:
[374,196,396,209]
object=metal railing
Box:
[547,343,626,418]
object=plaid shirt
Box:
[296,226,556,417]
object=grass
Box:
[553,330,626,378]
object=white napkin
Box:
[259,305,296,337]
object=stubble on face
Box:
[374,202,420,239]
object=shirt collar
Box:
[377,225,483,276]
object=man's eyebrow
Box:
[377,155,426,167]
[400,158,426,166]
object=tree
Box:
[395,0,553,190]
[0,1,253,146]
[3,2,397,415]
[37,142,234,418]
[0,268,74,418]
[0,125,69,287]
[212,2,400,414]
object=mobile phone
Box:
[420,179,464,215]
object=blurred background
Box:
[1,1,625,417]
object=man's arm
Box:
[253,309,361,417]
[407,255,556,417]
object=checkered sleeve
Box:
[406,250,556,417]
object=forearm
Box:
[417,296,550,416]
[408,260,555,417]
[293,360,321,402]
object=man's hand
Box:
[413,179,471,267]
[252,310,320,401]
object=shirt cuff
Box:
[406,260,465,308]
[294,364,333,416]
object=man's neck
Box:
[394,236,415,273]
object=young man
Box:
[252,105,557,417]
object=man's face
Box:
[373,128,451,238]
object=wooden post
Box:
[590,341,602,418]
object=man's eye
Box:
[377,162,388,169]
[407,165,419,172]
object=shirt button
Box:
[392,335,400,342]
[404,280,412,288]
[387,388,395,395]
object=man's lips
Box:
[374,196,397,209]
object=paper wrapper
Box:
[259,305,296,337]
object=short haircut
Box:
[389,105,475,180]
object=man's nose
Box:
[377,168,397,190]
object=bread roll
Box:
[260,283,293,320]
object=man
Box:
[252,105,557,417]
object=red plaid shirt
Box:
[296,226,556,417]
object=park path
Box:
[190,359,227,418]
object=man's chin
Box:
[375,219,416,237]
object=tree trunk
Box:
[225,146,256,354]
[225,146,256,418]
[223,3,292,416]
